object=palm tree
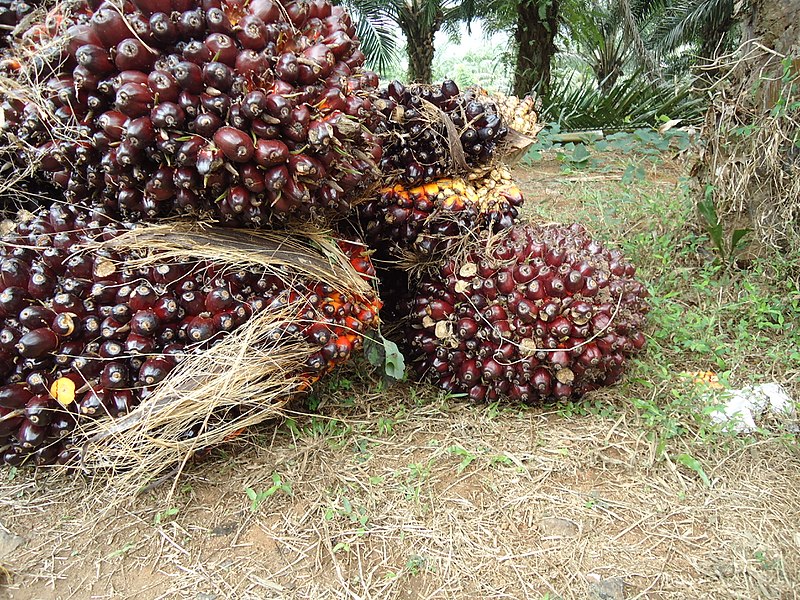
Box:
[468,0,561,96]
[645,0,737,64]
[342,1,473,83]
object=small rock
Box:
[196,593,218,600]
[210,522,237,537]
[538,517,579,538]
[587,574,625,600]
[0,530,24,560]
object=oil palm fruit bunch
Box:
[377,79,508,186]
[402,222,649,403]
[358,166,524,259]
[1,0,383,226]
[487,91,542,138]
[0,204,380,467]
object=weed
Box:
[153,507,179,525]
[246,472,292,512]
[405,555,427,576]
[447,445,477,473]
[697,189,751,268]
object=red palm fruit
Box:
[0,287,29,318]
[255,139,289,167]
[18,306,56,330]
[125,333,157,354]
[237,14,268,50]
[250,0,280,22]
[203,61,233,91]
[16,328,58,359]
[0,384,32,410]
[206,7,233,33]
[108,390,136,418]
[17,421,47,449]
[76,44,115,74]
[173,61,203,93]
[51,313,79,338]
[79,388,109,417]
[265,93,292,123]
[213,127,255,163]
[204,33,238,66]
[274,52,299,82]
[24,395,56,427]
[130,310,160,336]
[147,70,179,102]
[100,361,129,389]
[177,8,205,38]
[149,12,178,44]
[115,82,154,117]
[115,38,156,71]
[186,315,217,344]
[150,101,185,128]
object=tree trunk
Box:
[513,0,560,97]
[692,0,800,255]
[403,24,438,83]
[399,3,442,84]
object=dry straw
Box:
[64,223,377,501]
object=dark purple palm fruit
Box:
[376,79,508,186]
[402,222,649,403]
[0,0,40,48]
[0,204,382,468]
[1,0,385,227]
[357,167,525,261]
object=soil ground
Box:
[0,153,798,600]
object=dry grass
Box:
[0,382,798,600]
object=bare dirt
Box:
[1,157,798,600]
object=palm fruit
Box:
[0,0,39,47]
[1,0,383,226]
[0,204,381,467]
[358,166,524,259]
[402,222,649,403]
[377,79,508,186]
[486,91,542,138]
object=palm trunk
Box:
[513,0,560,97]
[403,23,438,83]
[399,3,442,84]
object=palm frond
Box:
[337,0,401,74]
[541,67,705,130]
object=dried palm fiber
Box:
[1,206,380,494]
[691,3,800,255]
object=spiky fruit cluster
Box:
[0,204,380,467]
[358,167,524,259]
[377,80,508,186]
[1,0,383,226]
[488,92,542,138]
[403,223,649,403]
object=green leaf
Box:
[383,337,405,381]
[363,331,405,380]
[676,453,711,487]
[571,144,590,163]
[363,332,384,368]
[730,228,751,253]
